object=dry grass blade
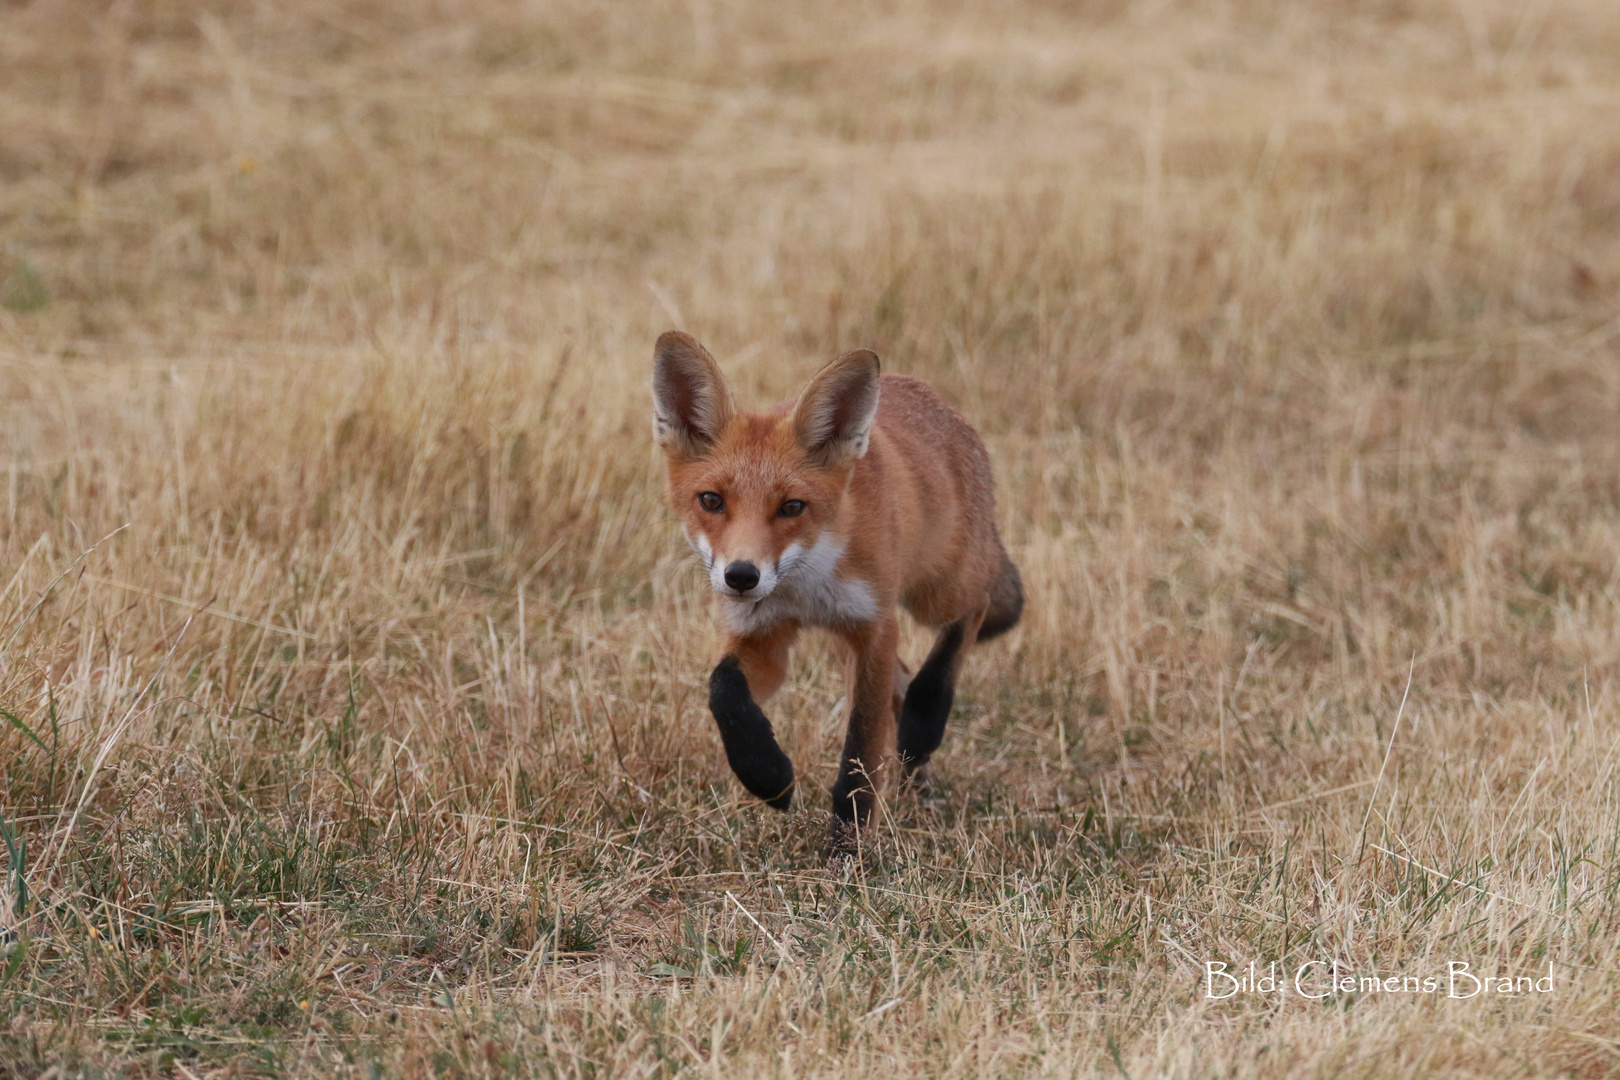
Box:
[3,0,1620,1077]
[1356,653,1416,857]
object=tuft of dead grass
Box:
[3,0,1620,1075]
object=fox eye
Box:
[697,492,725,513]
[777,499,807,518]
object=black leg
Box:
[896,620,968,774]
[826,719,882,857]
[824,616,900,856]
[708,656,795,809]
[829,721,878,827]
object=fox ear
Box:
[653,331,735,458]
[792,349,881,467]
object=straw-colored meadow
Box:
[3,0,1620,1075]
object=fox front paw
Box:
[708,656,795,809]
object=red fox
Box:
[652,331,1023,851]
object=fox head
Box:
[652,331,881,602]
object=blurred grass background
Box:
[2,0,1620,1076]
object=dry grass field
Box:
[3,0,1620,1075]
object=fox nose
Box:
[724,561,760,593]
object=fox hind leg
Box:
[897,608,986,787]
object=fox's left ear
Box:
[792,349,881,467]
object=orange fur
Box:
[653,331,1021,851]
